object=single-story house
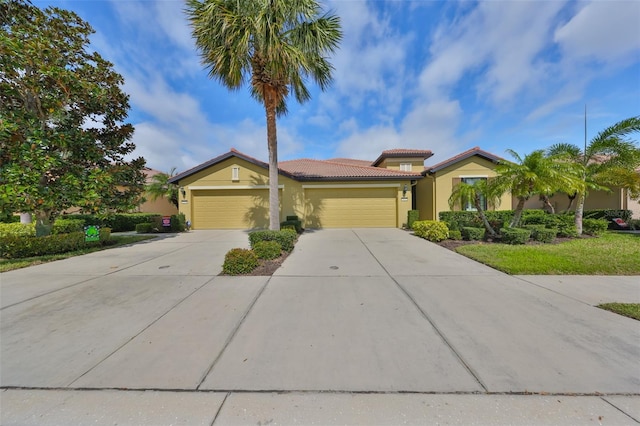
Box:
[168,147,513,229]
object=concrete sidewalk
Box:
[1,228,639,425]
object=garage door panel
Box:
[305,188,396,228]
[192,190,268,229]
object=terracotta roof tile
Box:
[372,149,433,166]
[279,158,422,180]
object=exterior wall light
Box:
[403,184,408,197]
[180,187,186,199]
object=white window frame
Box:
[231,166,240,181]
[461,176,487,211]
[399,163,412,172]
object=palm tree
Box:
[186,0,342,230]
[548,116,640,234]
[448,178,503,238]
[146,168,179,208]
[495,149,584,228]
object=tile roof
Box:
[279,158,422,180]
[169,149,424,183]
[424,147,503,174]
[372,149,433,166]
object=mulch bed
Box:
[246,252,290,276]
[436,236,579,251]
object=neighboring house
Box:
[417,147,512,221]
[137,168,179,216]
[517,185,640,218]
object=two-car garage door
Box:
[191,187,397,229]
[304,187,397,228]
[192,189,269,229]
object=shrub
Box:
[253,240,282,260]
[522,224,546,233]
[222,248,259,275]
[407,210,420,230]
[0,222,35,238]
[448,230,462,240]
[280,219,303,234]
[52,218,85,234]
[249,229,298,252]
[99,227,111,245]
[554,215,578,237]
[582,218,608,236]
[584,209,633,223]
[171,213,187,232]
[629,219,640,230]
[135,223,154,233]
[501,228,531,245]
[533,228,557,243]
[412,220,449,242]
[0,232,85,258]
[64,213,162,232]
[461,227,484,241]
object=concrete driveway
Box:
[1,228,639,425]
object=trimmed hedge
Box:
[533,228,557,243]
[582,218,608,236]
[0,227,111,259]
[407,210,420,230]
[461,227,484,241]
[280,219,303,234]
[63,213,162,232]
[249,229,297,252]
[440,210,546,231]
[135,223,154,233]
[52,219,85,234]
[0,223,35,238]
[448,230,462,240]
[222,248,259,275]
[501,228,531,245]
[584,209,632,223]
[253,240,282,260]
[412,220,449,242]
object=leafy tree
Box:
[0,0,145,235]
[547,116,640,234]
[146,168,179,208]
[186,0,342,230]
[448,178,503,238]
[495,149,584,228]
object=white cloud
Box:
[554,1,640,63]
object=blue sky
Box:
[39,0,640,173]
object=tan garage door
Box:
[304,187,397,228]
[192,189,269,229]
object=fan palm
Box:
[146,168,179,208]
[495,149,584,228]
[547,116,640,234]
[186,0,342,230]
[448,178,503,238]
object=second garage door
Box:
[304,187,397,228]
[192,189,269,229]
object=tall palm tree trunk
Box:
[475,195,497,238]
[510,198,526,228]
[574,192,585,235]
[265,88,280,230]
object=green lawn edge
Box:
[454,232,640,275]
[598,303,640,321]
[0,235,157,272]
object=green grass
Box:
[598,303,640,321]
[0,235,156,272]
[455,232,640,275]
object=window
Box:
[232,166,240,181]
[399,163,412,172]
[461,177,487,211]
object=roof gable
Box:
[424,147,503,175]
[372,149,433,167]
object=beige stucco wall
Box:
[427,156,511,221]
[175,157,414,228]
[378,157,425,172]
[416,175,435,220]
[516,187,630,214]
[137,195,178,216]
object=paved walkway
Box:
[1,229,639,425]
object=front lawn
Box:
[455,232,640,275]
[0,235,156,272]
[598,303,640,321]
